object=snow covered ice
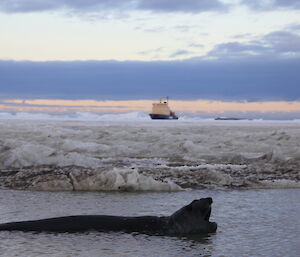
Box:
[0,115,299,191]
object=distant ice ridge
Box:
[0,112,150,121]
[0,111,219,122]
[2,111,299,122]
[0,119,300,191]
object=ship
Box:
[149,98,178,120]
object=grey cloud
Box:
[208,42,270,58]
[170,50,193,58]
[189,43,205,48]
[1,57,299,102]
[137,47,164,56]
[209,31,300,58]
[1,0,58,12]
[137,0,227,13]
[263,31,300,53]
[242,0,300,10]
[2,0,299,14]
[0,0,131,13]
[0,0,117,13]
[0,0,227,14]
[174,25,196,32]
[240,0,271,10]
[273,0,300,9]
[231,33,253,39]
[288,24,300,31]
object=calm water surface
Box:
[0,189,299,257]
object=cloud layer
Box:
[2,0,300,14]
[1,55,299,101]
[0,0,227,14]
[137,0,226,13]
[209,30,300,58]
[242,0,300,10]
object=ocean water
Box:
[0,114,299,256]
[0,189,299,257]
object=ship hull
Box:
[149,114,178,120]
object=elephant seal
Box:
[0,197,217,235]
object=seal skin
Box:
[0,197,217,235]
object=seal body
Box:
[0,198,217,235]
[0,215,169,234]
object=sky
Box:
[0,0,300,118]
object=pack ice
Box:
[0,119,299,191]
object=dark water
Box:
[0,189,299,257]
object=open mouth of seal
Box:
[204,206,211,222]
[203,198,213,222]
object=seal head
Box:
[168,197,217,234]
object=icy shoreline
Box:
[0,166,181,192]
[0,160,299,192]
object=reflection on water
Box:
[0,189,299,257]
[0,231,215,257]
